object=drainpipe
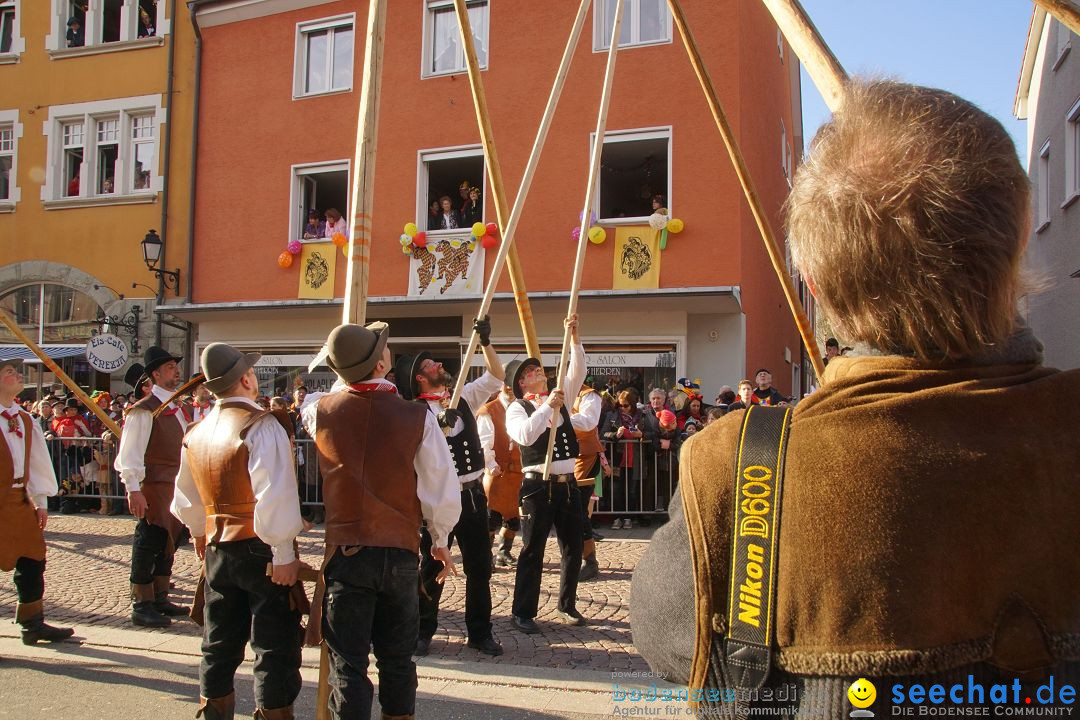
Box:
[184,1,206,375]
[155,0,178,348]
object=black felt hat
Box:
[506,357,541,399]
[123,362,146,389]
[392,351,433,401]
[143,346,182,376]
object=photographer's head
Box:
[787,81,1030,361]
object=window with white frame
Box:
[294,15,354,98]
[1066,99,1080,203]
[290,161,349,241]
[594,0,671,51]
[52,0,162,51]
[1038,140,1051,229]
[46,97,161,203]
[1,1,16,54]
[422,0,488,78]
[595,129,670,222]
[0,120,14,202]
[419,147,485,232]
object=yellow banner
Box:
[612,225,661,290]
[297,242,337,300]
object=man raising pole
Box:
[115,346,191,628]
[171,343,306,720]
[505,314,588,634]
[395,316,504,658]
[0,357,74,645]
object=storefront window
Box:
[0,282,100,344]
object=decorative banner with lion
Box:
[612,225,661,290]
[408,235,485,297]
[297,242,337,299]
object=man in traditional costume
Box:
[570,381,603,581]
[476,382,524,569]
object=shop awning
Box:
[0,345,86,363]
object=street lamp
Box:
[141,229,181,296]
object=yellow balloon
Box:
[404,222,418,237]
[588,226,606,244]
[471,222,485,237]
[667,218,684,234]
[401,244,412,255]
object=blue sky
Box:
[799,1,1035,160]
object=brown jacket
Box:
[572,387,603,483]
[0,412,46,571]
[127,394,185,537]
[477,395,522,519]
[315,389,427,554]
[632,355,1080,702]
[183,401,266,544]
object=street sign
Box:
[86,334,129,373]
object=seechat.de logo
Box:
[848,678,877,718]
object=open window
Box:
[595,129,670,222]
[291,161,349,242]
[419,147,484,233]
[0,1,16,54]
[0,118,14,203]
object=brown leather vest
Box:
[478,397,522,478]
[572,388,603,482]
[183,402,266,544]
[0,412,32,488]
[315,390,426,554]
[128,393,185,484]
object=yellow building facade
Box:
[0,0,196,395]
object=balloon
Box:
[402,244,412,255]
[667,218,684,234]
[580,210,598,226]
[485,222,498,236]
[332,232,347,247]
[404,222,418,237]
[400,234,412,245]
[659,228,669,251]
[277,251,293,269]
[648,212,668,231]
[471,222,485,238]
[588,226,606,244]
[571,226,582,243]
[481,233,497,249]
[413,231,427,248]
[287,240,302,255]
[468,240,477,251]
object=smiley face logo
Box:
[848,678,876,709]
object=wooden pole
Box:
[540,0,624,480]
[451,0,542,361]
[445,0,591,411]
[1034,0,1080,38]
[668,0,826,380]
[342,0,388,325]
[0,309,122,438]
[759,0,847,112]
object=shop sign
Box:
[86,334,129,373]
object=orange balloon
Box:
[277,251,293,269]
[332,232,347,247]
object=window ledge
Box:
[422,65,488,80]
[0,202,14,213]
[599,216,653,226]
[0,52,18,65]
[1036,219,1051,234]
[43,194,157,210]
[1062,191,1080,210]
[48,36,164,60]
[593,37,673,54]
[293,87,353,101]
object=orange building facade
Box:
[181,0,813,400]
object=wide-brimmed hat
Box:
[143,346,182,376]
[326,322,389,384]
[123,363,146,389]
[64,397,81,410]
[392,351,433,401]
[201,343,261,395]
[0,357,23,370]
[506,357,542,399]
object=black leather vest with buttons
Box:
[516,400,580,468]
[441,398,483,478]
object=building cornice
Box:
[191,0,339,28]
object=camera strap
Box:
[722,404,793,691]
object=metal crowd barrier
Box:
[46,434,674,519]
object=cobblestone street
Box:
[0,513,653,673]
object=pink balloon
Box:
[571,226,581,242]
[287,240,302,255]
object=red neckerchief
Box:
[523,392,549,402]
[348,382,398,394]
[2,409,23,438]
[418,392,448,402]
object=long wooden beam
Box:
[451,0,542,361]
[668,0,826,380]
[1034,0,1080,37]
[0,309,122,437]
[759,0,847,112]
[446,0,591,411]
[342,0,388,325]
